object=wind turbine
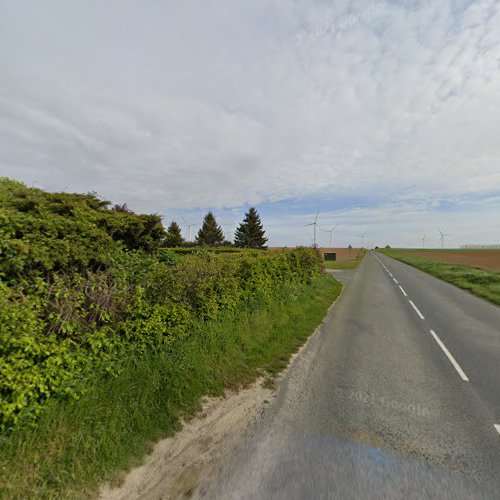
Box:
[359,231,367,249]
[438,229,448,249]
[305,211,320,248]
[321,223,339,248]
[422,235,426,249]
[182,216,200,242]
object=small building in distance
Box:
[269,247,362,262]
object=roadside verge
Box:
[379,250,500,306]
[99,273,346,500]
[1,275,341,499]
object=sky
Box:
[1,0,500,248]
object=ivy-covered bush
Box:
[0,179,323,431]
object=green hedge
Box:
[1,247,322,431]
[167,246,245,254]
[1,178,323,431]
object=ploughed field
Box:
[399,249,500,272]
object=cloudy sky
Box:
[1,0,500,247]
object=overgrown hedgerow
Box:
[0,178,323,431]
[1,247,322,431]
[0,274,340,499]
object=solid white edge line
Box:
[399,286,408,297]
[409,300,425,320]
[494,424,500,435]
[429,330,469,382]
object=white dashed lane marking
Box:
[409,300,425,320]
[429,330,469,382]
[375,255,471,384]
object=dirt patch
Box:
[402,250,500,272]
[98,380,274,500]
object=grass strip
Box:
[380,250,500,306]
[0,274,341,499]
[324,260,360,270]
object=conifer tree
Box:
[234,207,268,249]
[195,212,225,246]
[165,221,184,247]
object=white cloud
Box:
[1,0,499,245]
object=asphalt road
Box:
[197,251,500,499]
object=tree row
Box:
[165,207,267,249]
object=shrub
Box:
[1,246,322,431]
[0,179,324,431]
[0,178,166,282]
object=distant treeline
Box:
[460,244,500,249]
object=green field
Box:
[379,249,500,306]
[324,260,360,270]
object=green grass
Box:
[380,249,500,306]
[324,260,360,270]
[0,275,341,499]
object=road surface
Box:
[196,251,500,499]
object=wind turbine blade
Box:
[314,210,319,224]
